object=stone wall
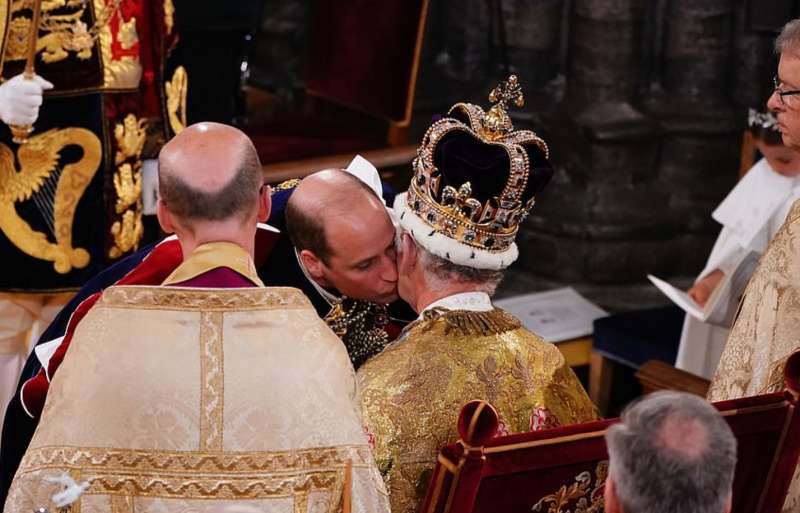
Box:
[252,0,784,285]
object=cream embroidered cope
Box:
[5,286,390,513]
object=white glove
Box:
[0,73,53,126]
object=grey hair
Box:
[396,228,504,295]
[776,18,800,54]
[605,391,736,513]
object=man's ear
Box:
[257,185,272,223]
[299,249,330,286]
[397,232,417,276]
[156,199,175,234]
[604,476,622,513]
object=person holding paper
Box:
[675,108,800,379]
[709,20,800,511]
[357,78,597,513]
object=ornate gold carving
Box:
[200,311,224,452]
[0,127,101,273]
[108,114,147,259]
[99,285,313,311]
[532,461,608,513]
[18,445,368,500]
[163,0,174,34]
[165,65,188,135]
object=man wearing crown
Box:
[357,77,598,513]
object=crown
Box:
[400,76,550,262]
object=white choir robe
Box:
[676,158,800,378]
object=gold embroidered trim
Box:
[0,127,102,273]
[532,461,608,513]
[163,0,174,34]
[0,1,9,69]
[271,178,300,193]
[6,0,95,64]
[293,490,309,513]
[18,445,371,500]
[419,307,521,337]
[165,65,187,135]
[108,114,147,258]
[199,311,224,452]
[110,494,133,513]
[93,0,141,89]
[98,285,313,311]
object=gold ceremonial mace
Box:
[9,0,43,144]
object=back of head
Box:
[158,122,262,229]
[605,391,736,513]
[285,168,383,263]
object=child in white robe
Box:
[676,109,800,378]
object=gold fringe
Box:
[421,307,520,336]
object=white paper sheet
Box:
[494,287,608,343]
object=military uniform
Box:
[0,0,185,428]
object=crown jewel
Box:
[404,76,549,253]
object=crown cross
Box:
[489,75,524,111]
[483,75,524,139]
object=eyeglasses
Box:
[774,76,800,105]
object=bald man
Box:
[2,125,392,513]
[154,122,270,287]
[0,149,411,501]
[287,170,398,306]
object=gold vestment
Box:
[5,286,389,513]
[357,307,598,513]
[708,199,800,512]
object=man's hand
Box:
[0,73,54,127]
[687,269,725,307]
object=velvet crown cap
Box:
[394,75,553,270]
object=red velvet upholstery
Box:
[306,0,428,123]
[421,352,800,513]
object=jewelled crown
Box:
[396,75,553,270]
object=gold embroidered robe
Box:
[4,285,390,513]
[708,199,800,512]
[357,308,598,513]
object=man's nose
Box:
[767,90,782,111]
[380,255,398,282]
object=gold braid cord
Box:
[108,113,146,259]
[0,127,101,273]
[324,297,390,368]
